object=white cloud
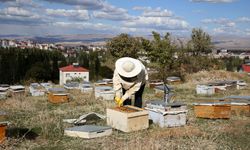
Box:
[92,3,133,21]
[123,16,189,30]
[238,17,250,23]
[202,18,236,27]
[190,0,235,3]
[133,6,173,17]
[46,9,90,21]
[42,0,105,10]
[0,7,44,24]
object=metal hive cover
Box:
[49,88,66,93]
[147,100,185,107]
[193,101,231,106]
[65,125,111,133]
[225,95,250,100]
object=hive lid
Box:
[49,88,66,93]
[225,95,250,100]
[65,125,111,133]
[231,100,250,105]
[193,102,230,106]
[146,100,186,107]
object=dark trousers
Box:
[122,84,145,108]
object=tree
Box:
[189,28,213,56]
[106,33,143,58]
[144,32,181,81]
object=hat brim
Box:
[115,57,142,78]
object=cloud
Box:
[46,9,90,21]
[42,0,105,10]
[237,17,250,23]
[0,7,46,25]
[123,16,189,31]
[92,3,134,21]
[133,6,173,17]
[202,18,236,27]
[190,0,235,3]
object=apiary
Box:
[29,83,46,96]
[107,105,149,132]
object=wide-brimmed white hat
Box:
[115,57,142,78]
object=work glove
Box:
[114,97,124,107]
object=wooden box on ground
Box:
[194,102,231,119]
[48,88,69,104]
[10,85,25,97]
[149,80,163,88]
[29,83,46,96]
[95,86,114,101]
[64,125,112,139]
[0,122,7,144]
[107,106,149,132]
[230,101,250,116]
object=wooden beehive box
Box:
[10,85,25,97]
[194,102,231,119]
[230,101,250,116]
[0,122,7,144]
[48,88,69,104]
[107,106,149,132]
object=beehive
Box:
[9,85,25,97]
[230,101,250,116]
[194,102,231,119]
[95,86,114,100]
[107,106,149,132]
[0,122,7,144]
[146,101,187,127]
[48,88,69,104]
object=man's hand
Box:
[114,97,123,107]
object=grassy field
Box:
[1,70,250,150]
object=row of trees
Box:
[0,48,66,84]
[106,28,232,81]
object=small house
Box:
[95,86,114,100]
[29,83,46,96]
[48,88,69,104]
[59,63,89,85]
[0,84,9,99]
[242,63,250,74]
[64,82,80,90]
[9,85,25,97]
[40,83,52,92]
[80,82,93,93]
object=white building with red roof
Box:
[59,63,89,85]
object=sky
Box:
[0,0,250,37]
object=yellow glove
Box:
[114,97,124,107]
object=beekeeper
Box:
[113,57,148,108]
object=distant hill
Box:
[0,34,250,49]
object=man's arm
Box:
[113,70,122,98]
